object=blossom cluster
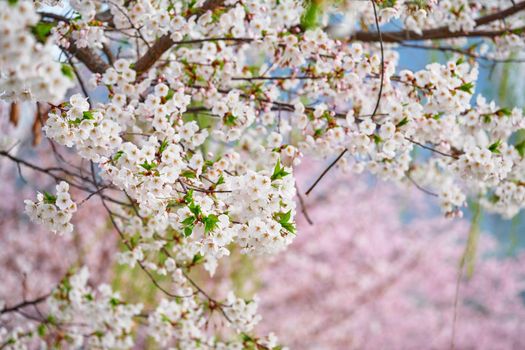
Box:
[0,1,73,103]
[24,181,76,235]
[44,94,122,161]
[1,265,276,350]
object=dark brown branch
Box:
[406,172,438,197]
[305,149,348,196]
[64,51,92,103]
[296,184,314,225]
[476,1,525,27]
[1,294,50,315]
[39,12,111,74]
[352,26,525,43]
[351,1,525,42]
[0,150,130,207]
[370,0,384,119]
[65,43,110,74]
[133,0,225,75]
[405,137,460,159]
[398,42,525,63]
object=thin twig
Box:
[1,294,50,315]
[405,137,460,159]
[296,184,314,225]
[305,149,348,196]
[406,172,438,197]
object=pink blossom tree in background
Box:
[259,168,525,350]
[2,0,525,349]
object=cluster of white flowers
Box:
[0,268,143,350]
[147,298,205,348]
[0,1,73,103]
[47,268,143,349]
[209,90,256,141]
[44,94,122,161]
[24,181,76,235]
[223,292,262,333]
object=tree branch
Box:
[65,43,110,74]
[351,1,525,42]
[1,294,50,315]
[134,0,225,75]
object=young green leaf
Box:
[203,214,219,234]
[43,191,56,205]
[271,159,290,181]
[488,140,502,154]
[61,64,75,80]
[515,139,525,157]
[458,82,475,94]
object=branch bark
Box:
[39,12,111,74]
[64,43,111,75]
[350,1,525,43]
[134,0,225,75]
[0,294,50,315]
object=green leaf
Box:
[188,202,201,217]
[82,111,94,120]
[31,22,55,43]
[43,191,56,204]
[281,222,296,234]
[113,150,124,162]
[165,89,175,101]
[37,324,46,337]
[396,117,409,128]
[183,189,194,204]
[488,140,502,154]
[488,194,500,203]
[139,161,156,171]
[181,216,196,226]
[180,170,196,178]
[203,214,219,234]
[61,64,75,80]
[458,82,474,94]
[496,107,512,117]
[192,253,204,265]
[46,315,57,325]
[271,159,290,181]
[378,0,397,8]
[275,210,291,223]
[159,139,169,154]
[184,224,194,237]
[515,139,525,157]
[109,297,120,307]
[216,174,225,186]
[274,210,295,234]
[432,112,444,120]
[301,0,321,30]
[224,113,237,126]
